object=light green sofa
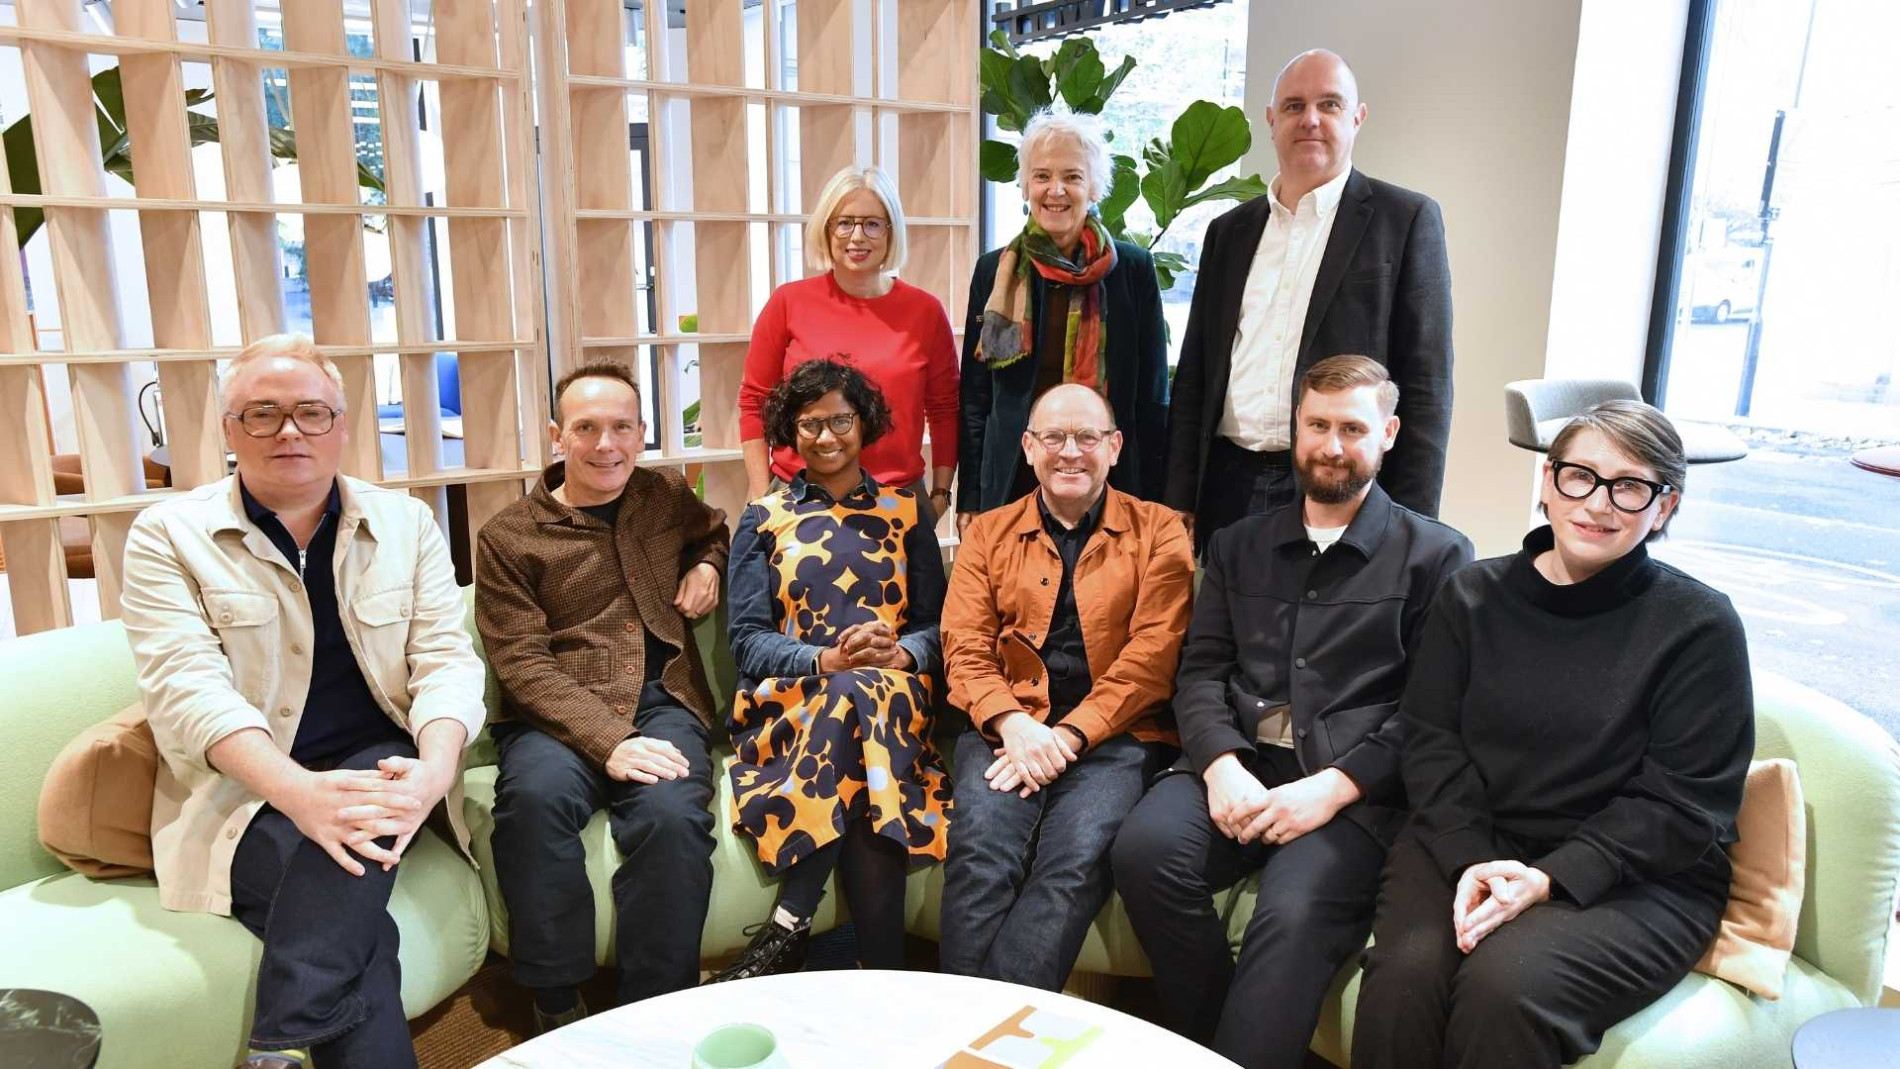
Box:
[5,598,1897,1069]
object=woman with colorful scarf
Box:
[956,109,1170,535]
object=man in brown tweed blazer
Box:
[475,363,729,1029]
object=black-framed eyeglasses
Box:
[225,403,342,438]
[1029,428,1114,453]
[830,216,887,239]
[1550,459,1673,513]
[795,412,859,439]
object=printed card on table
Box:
[937,1004,1105,1069]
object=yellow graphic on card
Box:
[937,1005,1105,1068]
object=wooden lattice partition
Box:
[535,0,981,527]
[0,0,980,636]
[0,0,546,634]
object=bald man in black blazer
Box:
[1166,50,1453,545]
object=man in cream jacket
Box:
[120,334,486,1069]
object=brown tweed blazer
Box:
[474,461,729,767]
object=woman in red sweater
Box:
[738,166,960,518]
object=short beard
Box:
[1299,457,1376,505]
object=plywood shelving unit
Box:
[0,0,545,633]
[535,0,980,525]
[0,0,980,636]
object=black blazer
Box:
[957,239,1170,514]
[1171,483,1474,847]
[1164,169,1454,517]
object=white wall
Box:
[1244,0,1685,555]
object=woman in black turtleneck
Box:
[1352,400,1752,1069]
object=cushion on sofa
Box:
[35,703,159,878]
[0,826,490,1069]
[1694,757,1806,999]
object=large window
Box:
[1648,0,1900,741]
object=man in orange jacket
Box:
[939,383,1195,990]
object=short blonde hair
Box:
[805,166,908,273]
[1017,109,1114,206]
[220,332,346,410]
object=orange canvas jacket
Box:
[943,486,1193,749]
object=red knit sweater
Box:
[738,273,960,488]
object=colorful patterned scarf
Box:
[977,215,1118,391]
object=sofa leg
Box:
[1061,971,1119,1005]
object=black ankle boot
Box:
[703,916,812,983]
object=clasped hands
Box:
[1202,753,1359,846]
[1452,860,1552,953]
[984,712,1085,797]
[281,755,455,877]
[816,620,914,673]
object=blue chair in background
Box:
[377,351,461,421]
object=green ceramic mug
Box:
[691,1022,786,1069]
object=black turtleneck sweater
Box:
[1401,526,1753,908]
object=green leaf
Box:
[1057,47,1106,113]
[984,90,1023,132]
[4,114,44,245]
[1152,251,1191,274]
[1050,38,1092,83]
[988,30,1020,59]
[1168,101,1253,191]
[1090,55,1137,110]
[980,139,1020,183]
[979,48,1015,102]
[683,399,701,428]
[92,68,128,142]
[1140,159,1189,233]
[1151,252,1190,293]
[1007,55,1052,117]
[1096,154,1140,236]
[1181,173,1271,210]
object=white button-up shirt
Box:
[1217,166,1353,451]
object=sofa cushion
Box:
[36,703,159,879]
[1,620,142,890]
[1307,942,1858,1069]
[0,827,489,1069]
[1695,758,1806,999]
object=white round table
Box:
[475,970,1238,1068]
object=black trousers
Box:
[1195,436,1297,553]
[1111,746,1386,1069]
[490,689,716,1004]
[940,732,1166,990]
[230,737,419,1068]
[1351,829,1728,1069]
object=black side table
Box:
[1791,1007,1900,1068]
[0,989,101,1069]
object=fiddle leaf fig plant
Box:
[4,67,385,247]
[978,31,1268,290]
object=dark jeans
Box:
[229,737,420,1068]
[940,730,1167,990]
[1111,747,1386,1069]
[1196,437,1297,554]
[490,692,716,1005]
[1352,830,1727,1069]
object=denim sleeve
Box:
[897,494,945,675]
[727,502,820,679]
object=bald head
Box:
[1028,383,1116,430]
[1272,49,1359,107]
[1024,384,1121,518]
[1266,48,1367,201]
